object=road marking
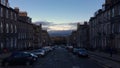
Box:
[73,66,80,68]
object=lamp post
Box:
[109,18,115,56]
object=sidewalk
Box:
[89,51,120,68]
[89,51,120,62]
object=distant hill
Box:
[48,30,73,37]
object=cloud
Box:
[68,22,78,26]
[33,21,54,30]
[48,24,77,31]
[33,21,53,26]
[33,21,78,36]
[33,21,78,31]
[47,23,77,36]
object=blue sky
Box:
[9,0,104,32]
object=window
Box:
[6,38,9,48]
[1,0,8,6]
[1,0,5,5]
[15,25,17,33]
[11,12,13,19]
[0,22,3,33]
[6,24,9,33]
[14,38,17,48]
[112,24,115,33]
[108,10,111,19]
[18,33,20,39]
[0,7,1,16]
[0,42,4,49]
[119,5,120,15]
[11,24,13,33]
[105,12,107,19]
[119,24,120,32]
[6,10,8,18]
[14,14,17,20]
[3,0,6,5]
[112,8,115,17]
[10,38,13,48]
[1,8,3,17]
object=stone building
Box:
[69,22,89,48]
[0,0,9,7]
[33,24,42,49]
[42,30,51,47]
[0,0,43,52]
[76,22,89,48]
[89,0,120,52]
[0,0,18,51]
[15,7,35,50]
[69,31,77,47]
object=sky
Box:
[9,0,105,35]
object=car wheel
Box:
[26,61,31,66]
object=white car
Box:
[31,49,45,57]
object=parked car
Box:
[77,49,88,57]
[72,48,81,54]
[31,49,46,57]
[1,52,38,66]
[42,46,53,53]
[66,46,73,52]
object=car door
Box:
[21,53,30,63]
[12,53,22,65]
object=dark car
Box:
[1,52,38,66]
[66,46,73,52]
[72,48,82,54]
[77,49,88,57]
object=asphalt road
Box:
[0,47,104,68]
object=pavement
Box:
[88,51,120,68]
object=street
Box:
[1,0,120,68]
[0,47,104,68]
